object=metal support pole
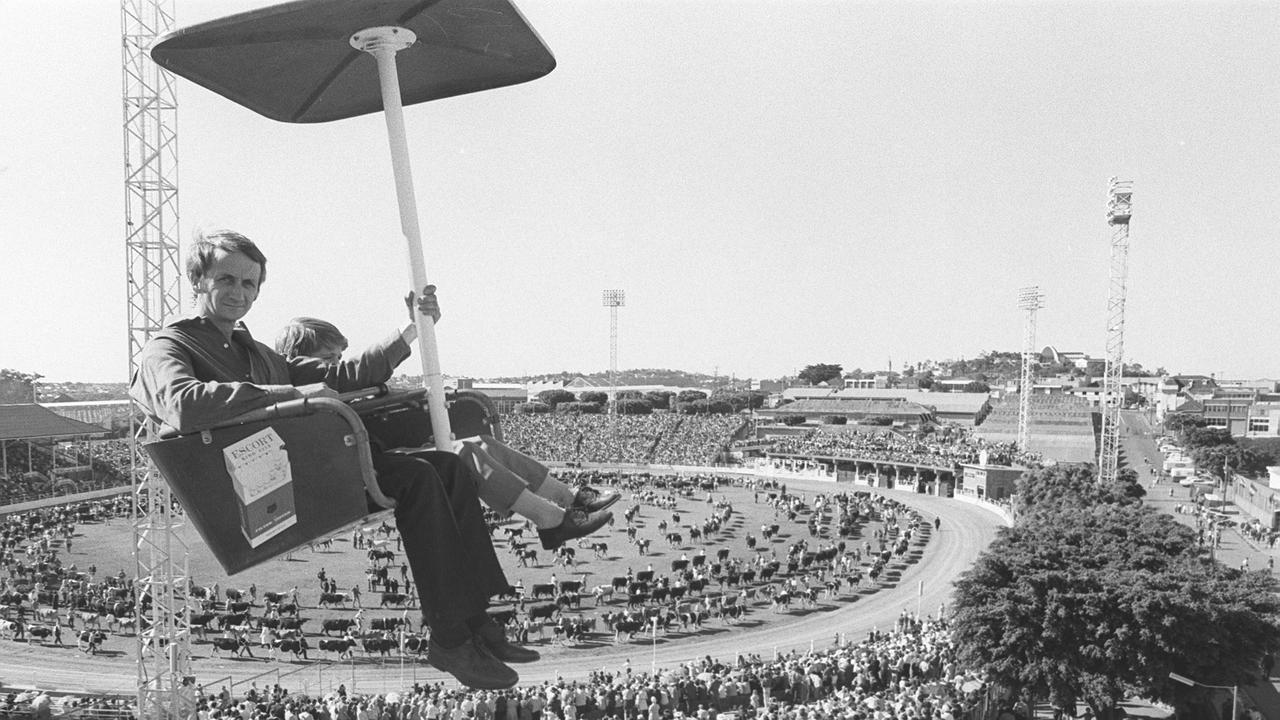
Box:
[354,27,453,451]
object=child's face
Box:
[311,343,345,363]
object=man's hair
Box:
[275,317,349,359]
[186,228,268,287]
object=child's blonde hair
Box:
[275,317,348,359]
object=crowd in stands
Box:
[150,614,991,720]
[502,415,744,467]
[763,427,1041,470]
[1,440,133,506]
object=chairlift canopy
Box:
[150,0,556,123]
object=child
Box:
[275,316,618,550]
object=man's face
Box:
[195,249,262,326]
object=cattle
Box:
[277,617,304,632]
[224,588,244,602]
[626,592,649,609]
[362,637,397,656]
[322,618,359,635]
[262,591,286,604]
[717,548,731,561]
[517,549,538,568]
[666,533,682,547]
[635,538,651,555]
[274,636,309,659]
[379,592,408,608]
[635,570,654,584]
[720,604,746,623]
[530,583,556,599]
[554,593,581,610]
[650,587,670,604]
[318,593,348,607]
[495,584,522,601]
[78,630,108,654]
[26,625,52,642]
[525,603,558,622]
[76,610,104,629]
[554,547,576,567]
[592,585,615,604]
[503,527,524,541]
[211,636,253,658]
[318,637,356,658]
[558,580,583,595]
[368,549,395,564]
[274,603,300,617]
[688,578,707,594]
[611,576,629,592]
[671,559,689,573]
[227,601,252,614]
[216,612,250,630]
[589,542,608,559]
[369,617,406,631]
[402,635,428,655]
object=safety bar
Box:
[204,394,396,510]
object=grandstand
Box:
[756,397,934,426]
[973,393,1099,464]
[1,404,128,506]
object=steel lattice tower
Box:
[1098,178,1133,483]
[602,290,625,413]
[123,0,190,716]
[1017,287,1044,453]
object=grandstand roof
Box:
[779,388,991,415]
[0,404,110,440]
[760,397,931,418]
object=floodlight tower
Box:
[1098,178,1133,484]
[123,0,190,716]
[602,290,625,412]
[1017,286,1044,453]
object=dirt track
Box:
[0,480,1003,696]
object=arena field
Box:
[0,474,1004,697]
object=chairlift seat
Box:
[144,386,502,575]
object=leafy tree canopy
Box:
[535,388,576,408]
[797,363,843,386]
[956,465,1280,720]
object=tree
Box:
[962,381,990,393]
[0,368,41,404]
[1163,413,1205,439]
[862,415,894,426]
[645,390,674,410]
[779,415,807,426]
[1191,444,1268,481]
[916,376,934,390]
[822,415,847,425]
[955,466,1280,720]
[1183,426,1234,450]
[797,364,843,386]
[676,389,707,403]
[616,398,653,415]
[555,401,602,414]
[515,401,551,414]
[535,388,576,409]
[578,391,608,405]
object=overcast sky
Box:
[2,0,1277,384]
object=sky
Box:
[1,0,1278,384]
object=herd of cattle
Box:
[0,477,935,664]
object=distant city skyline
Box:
[3,1,1278,383]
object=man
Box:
[130,229,557,689]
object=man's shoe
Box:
[539,508,613,551]
[427,637,518,690]
[571,485,620,513]
[475,622,540,664]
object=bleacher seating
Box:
[973,394,1098,463]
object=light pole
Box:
[1169,671,1237,719]
[602,289,625,414]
